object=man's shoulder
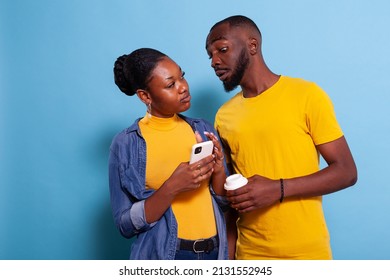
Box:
[282,75,317,87]
[281,75,325,96]
[217,91,242,110]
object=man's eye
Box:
[220,47,228,53]
[181,71,186,79]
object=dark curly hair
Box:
[113,48,167,96]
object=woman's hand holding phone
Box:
[164,131,223,195]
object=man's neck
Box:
[241,69,280,98]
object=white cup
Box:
[224,174,248,190]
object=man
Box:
[205,15,357,259]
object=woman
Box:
[109,48,229,260]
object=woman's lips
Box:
[180,94,191,103]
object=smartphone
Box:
[189,141,214,164]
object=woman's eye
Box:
[167,82,174,88]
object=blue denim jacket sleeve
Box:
[130,200,157,230]
[108,130,156,239]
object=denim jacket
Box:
[108,114,229,260]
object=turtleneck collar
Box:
[139,113,180,131]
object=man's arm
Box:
[227,136,357,213]
[286,136,357,198]
[225,208,238,259]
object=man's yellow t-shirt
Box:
[139,114,216,240]
[215,76,343,259]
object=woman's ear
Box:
[136,89,151,105]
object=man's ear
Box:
[248,37,259,55]
[136,89,151,105]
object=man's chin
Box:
[223,81,239,92]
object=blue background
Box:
[1,0,389,260]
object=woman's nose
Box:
[178,80,188,93]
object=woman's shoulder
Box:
[110,118,142,148]
[178,114,212,125]
[178,114,215,132]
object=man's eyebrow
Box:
[211,36,227,44]
[206,36,227,49]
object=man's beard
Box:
[223,48,249,92]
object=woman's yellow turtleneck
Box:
[139,114,216,240]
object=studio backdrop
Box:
[1,0,389,259]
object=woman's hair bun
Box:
[113,54,136,96]
[113,48,167,97]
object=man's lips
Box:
[215,69,229,81]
